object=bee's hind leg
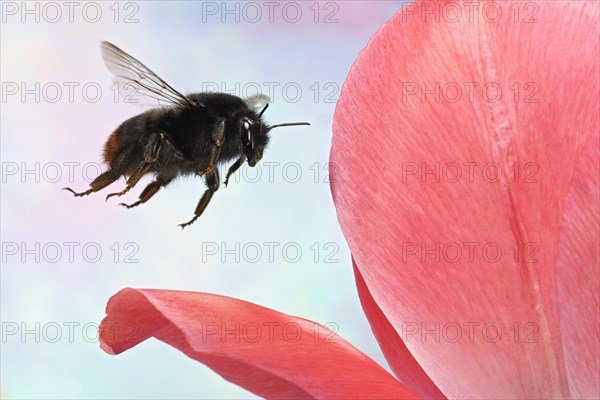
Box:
[63,170,120,197]
[179,168,220,229]
[105,162,152,201]
[119,175,173,209]
[106,131,169,201]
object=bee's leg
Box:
[223,155,246,187]
[106,131,168,201]
[145,135,162,163]
[197,119,225,176]
[119,176,172,209]
[63,170,120,197]
[179,168,220,229]
[105,162,152,201]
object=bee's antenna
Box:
[258,103,309,130]
[269,122,310,130]
[258,103,269,118]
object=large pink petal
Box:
[99,288,419,399]
[354,260,446,399]
[331,1,599,398]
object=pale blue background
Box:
[1,1,403,398]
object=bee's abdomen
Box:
[103,128,120,164]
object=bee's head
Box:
[240,115,269,167]
[242,95,310,167]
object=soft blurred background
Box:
[1,1,404,398]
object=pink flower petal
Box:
[331,1,598,398]
[99,288,419,399]
[354,260,446,399]
[556,129,600,398]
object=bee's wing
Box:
[101,41,199,109]
[245,94,270,112]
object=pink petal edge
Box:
[354,260,446,399]
[556,129,600,398]
[99,288,420,399]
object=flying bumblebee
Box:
[64,41,310,229]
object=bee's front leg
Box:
[197,118,225,176]
[224,155,246,187]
